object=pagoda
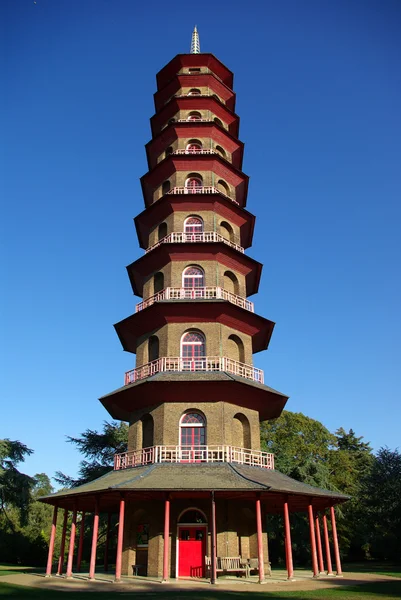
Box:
[41,29,347,583]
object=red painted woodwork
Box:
[323,513,333,575]
[134,194,255,250]
[115,496,125,581]
[211,493,217,584]
[256,497,265,583]
[315,513,325,573]
[178,526,207,578]
[330,506,343,576]
[57,509,68,575]
[89,500,99,579]
[76,512,86,572]
[45,505,58,577]
[156,54,234,90]
[66,508,77,578]
[154,74,236,112]
[163,498,170,581]
[283,500,294,580]
[308,503,319,578]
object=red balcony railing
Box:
[124,356,264,385]
[146,231,244,254]
[167,186,238,204]
[114,445,274,470]
[135,286,254,313]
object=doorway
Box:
[178,525,207,577]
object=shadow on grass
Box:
[1,581,401,599]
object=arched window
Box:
[183,266,204,289]
[233,413,251,449]
[187,88,201,96]
[181,331,206,361]
[185,175,203,193]
[165,146,173,159]
[180,412,206,447]
[186,140,202,153]
[215,145,226,158]
[148,335,159,362]
[178,508,207,523]
[158,222,167,241]
[154,272,164,294]
[217,179,229,196]
[227,334,245,363]
[188,111,202,121]
[162,180,171,195]
[219,220,233,242]
[223,270,239,295]
[184,216,203,237]
[141,414,154,448]
[214,117,223,127]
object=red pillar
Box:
[66,506,77,578]
[330,505,343,576]
[45,504,58,577]
[76,512,86,572]
[89,499,99,580]
[115,495,125,582]
[323,513,333,575]
[162,495,170,581]
[315,513,325,573]
[57,509,68,576]
[308,501,319,577]
[256,496,265,583]
[283,499,294,580]
[210,492,217,584]
[104,512,111,572]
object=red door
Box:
[178,526,206,577]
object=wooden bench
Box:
[205,556,249,577]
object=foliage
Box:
[55,421,128,487]
[0,439,34,527]
[360,447,401,560]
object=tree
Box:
[0,439,34,527]
[55,421,128,487]
[361,447,401,560]
[260,411,337,489]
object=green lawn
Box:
[1,581,401,600]
[0,565,43,577]
[343,562,401,578]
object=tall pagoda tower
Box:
[41,30,347,584]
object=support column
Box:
[330,505,343,576]
[57,509,68,576]
[115,494,125,582]
[76,512,86,572]
[283,498,294,580]
[315,513,325,573]
[308,501,319,577]
[104,512,111,572]
[323,512,333,575]
[256,495,265,583]
[66,505,77,578]
[89,498,100,580]
[162,495,170,582]
[45,504,58,577]
[210,491,217,584]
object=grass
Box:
[343,562,401,578]
[0,581,401,599]
[0,565,43,577]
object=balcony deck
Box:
[135,286,254,313]
[124,356,264,385]
[146,231,244,254]
[114,445,274,470]
[167,185,239,205]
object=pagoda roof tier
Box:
[99,372,287,422]
[39,463,347,514]
[126,243,262,297]
[145,122,244,170]
[156,54,234,90]
[114,299,275,354]
[150,96,240,138]
[154,73,236,113]
[134,193,255,250]
[141,155,249,208]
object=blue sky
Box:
[2,0,400,484]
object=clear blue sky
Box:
[2,0,400,484]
